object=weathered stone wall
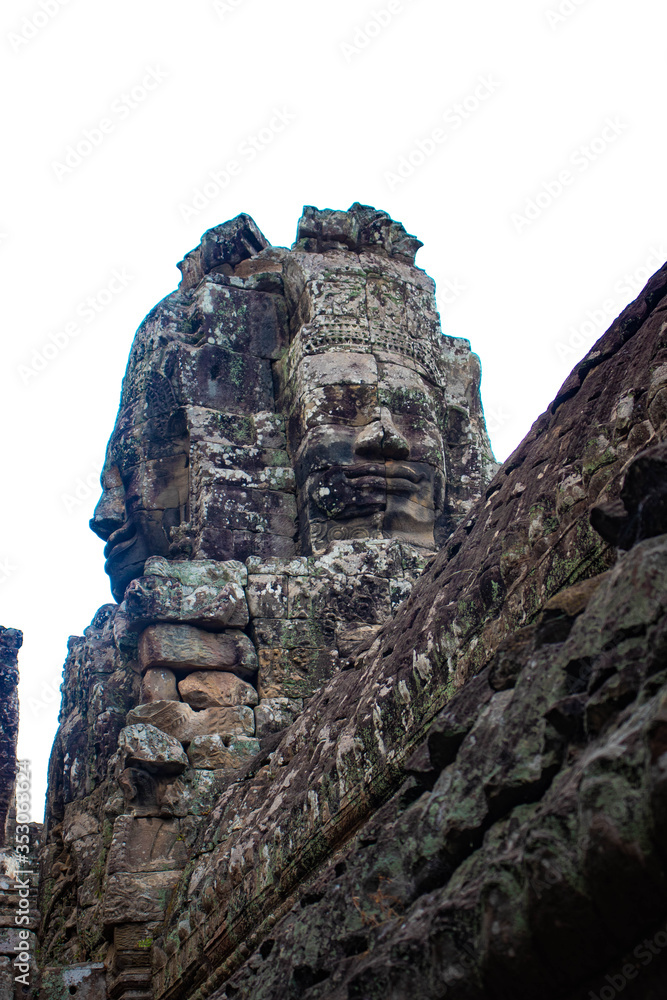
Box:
[0,627,21,848]
[147,262,667,998]
[37,210,667,1000]
[39,206,496,997]
[0,632,43,999]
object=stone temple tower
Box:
[38,205,496,998]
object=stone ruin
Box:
[35,205,496,997]
[5,204,667,999]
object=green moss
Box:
[227,352,245,387]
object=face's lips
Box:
[385,479,420,496]
[343,464,384,481]
[339,463,428,496]
[385,464,426,484]
[104,520,137,565]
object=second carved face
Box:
[286,351,446,553]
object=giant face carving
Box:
[91,207,491,601]
[90,216,298,603]
[287,352,446,553]
[90,376,191,603]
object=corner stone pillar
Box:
[0,628,22,847]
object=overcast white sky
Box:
[3,0,666,820]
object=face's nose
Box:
[354,407,410,461]
[89,465,126,541]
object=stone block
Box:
[252,617,336,650]
[41,964,107,1000]
[0,927,31,955]
[336,623,382,659]
[245,574,289,619]
[139,623,258,680]
[190,280,286,360]
[118,724,188,775]
[196,526,297,564]
[191,706,255,738]
[254,697,304,737]
[103,870,182,925]
[141,668,179,703]
[125,574,250,631]
[198,215,270,274]
[118,767,159,816]
[246,555,310,576]
[288,570,393,626]
[178,671,258,709]
[258,647,338,699]
[106,816,190,874]
[127,702,255,742]
[174,345,275,414]
[192,439,294,488]
[187,735,261,770]
[145,556,248,589]
[199,483,297,538]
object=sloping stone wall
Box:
[149,263,667,998]
[39,207,497,997]
[36,211,667,999]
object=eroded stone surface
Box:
[126,701,255,742]
[178,671,258,710]
[139,623,258,679]
[43,205,667,1000]
[141,668,179,703]
[187,735,261,770]
[117,724,188,774]
[0,628,21,847]
[147,257,667,1000]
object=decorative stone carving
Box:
[138,623,258,679]
[117,724,188,775]
[126,701,255,742]
[178,671,258,709]
[186,735,261,770]
[140,668,179,703]
[40,204,498,991]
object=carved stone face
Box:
[288,352,446,553]
[90,208,492,602]
[90,395,190,603]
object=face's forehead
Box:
[292,352,442,414]
[377,362,442,417]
